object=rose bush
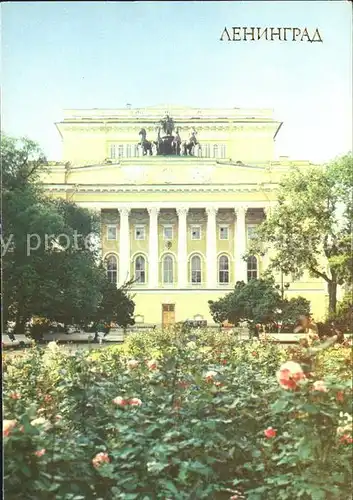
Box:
[3,329,352,499]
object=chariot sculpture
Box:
[137,113,200,156]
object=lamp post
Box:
[276,269,290,300]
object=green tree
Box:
[2,135,62,332]
[248,154,353,315]
[91,278,136,328]
[280,296,311,325]
[208,278,282,330]
[209,278,311,333]
[1,135,135,332]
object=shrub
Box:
[3,330,352,499]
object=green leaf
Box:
[271,398,289,412]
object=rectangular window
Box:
[109,144,116,159]
[202,144,210,158]
[163,225,173,240]
[126,144,131,158]
[220,145,226,158]
[162,304,175,312]
[107,225,117,240]
[191,225,201,240]
[219,225,229,240]
[135,225,145,240]
[118,145,124,158]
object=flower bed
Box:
[3,330,353,499]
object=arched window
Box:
[213,144,218,158]
[218,255,229,283]
[163,255,173,283]
[191,255,202,283]
[247,256,258,281]
[105,255,118,284]
[135,255,146,283]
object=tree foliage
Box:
[248,154,353,315]
[209,278,311,331]
[281,296,311,325]
[1,135,135,333]
[92,278,136,328]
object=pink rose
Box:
[112,396,128,406]
[204,370,217,382]
[276,361,305,390]
[339,434,353,445]
[92,452,110,468]
[127,359,139,369]
[312,380,328,393]
[264,427,277,438]
[10,392,21,400]
[129,398,142,406]
[3,419,17,437]
[147,359,158,370]
[34,448,46,457]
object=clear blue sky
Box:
[2,1,352,162]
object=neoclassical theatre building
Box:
[42,105,328,326]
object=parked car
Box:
[14,334,35,348]
[42,330,95,343]
[184,320,207,329]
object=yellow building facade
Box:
[42,105,328,326]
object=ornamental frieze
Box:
[45,184,275,194]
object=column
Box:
[234,206,248,282]
[148,207,160,288]
[176,207,188,288]
[118,207,131,285]
[206,207,218,288]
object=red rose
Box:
[264,427,277,438]
[336,391,344,402]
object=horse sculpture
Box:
[139,128,153,156]
[183,130,199,156]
